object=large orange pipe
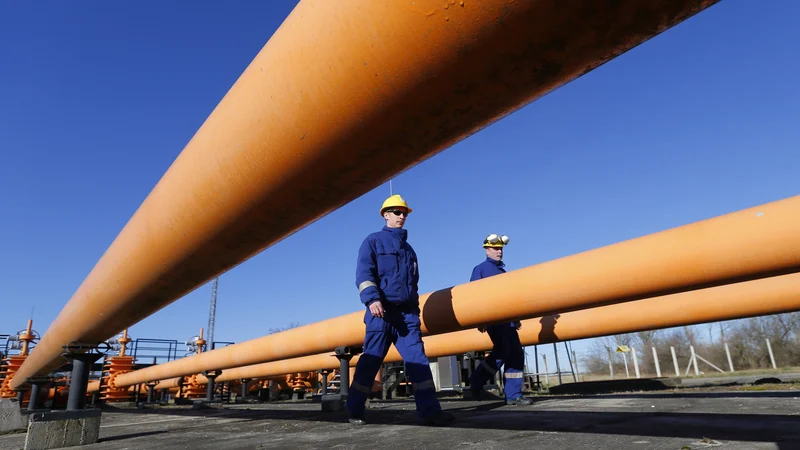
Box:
[206,272,800,382]
[153,377,182,391]
[86,376,182,394]
[85,380,145,395]
[12,0,720,388]
[114,195,800,387]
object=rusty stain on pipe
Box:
[207,272,800,382]
[114,195,800,387]
[12,0,720,388]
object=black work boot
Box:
[507,396,534,406]
[418,410,455,426]
[468,387,484,401]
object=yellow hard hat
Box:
[380,194,412,216]
[483,233,509,248]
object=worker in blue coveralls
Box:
[346,194,455,426]
[468,233,534,406]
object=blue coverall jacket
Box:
[347,226,441,421]
[356,226,419,308]
[471,257,517,329]
[469,256,526,401]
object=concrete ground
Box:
[2,387,800,450]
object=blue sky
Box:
[1,1,798,372]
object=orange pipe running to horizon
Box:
[200,272,800,383]
[11,0,721,389]
[86,379,146,395]
[86,377,184,395]
[152,377,182,391]
[112,194,800,388]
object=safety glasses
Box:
[387,209,408,217]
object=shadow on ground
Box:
[98,393,800,447]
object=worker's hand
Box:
[368,301,385,318]
[478,326,487,333]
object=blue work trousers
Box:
[469,324,525,400]
[345,304,441,420]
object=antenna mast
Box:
[207,277,218,350]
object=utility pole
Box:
[207,277,218,351]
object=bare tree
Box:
[580,313,800,376]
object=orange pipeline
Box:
[86,380,144,395]
[86,376,182,394]
[113,195,800,387]
[205,272,800,382]
[153,377,182,391]
[12,0,720,388]
[0,320,35,400]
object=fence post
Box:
[766,339,777,369]
[631,347,641,379]
[622,353,630,378]
[670,346,680,377]
[542,354,549,385]
[689,345,700,376]
[553,342,563,385]
[724,342,734,372]
[652,347,662,378]
[571,350,580,382]
[607,348,614,380]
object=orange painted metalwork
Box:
[100,357,135,401]
[0,356,28,400]
[12,0,720,388]
[169,328,208,399]
[94,329,136,402]
[181,374,208,399]
[114,195,800,387]
[117,329,132,357]
[195,328,206,354]
[19,320,34,356]
[45,378,70,409]
[204,272,800,381]
[153,377,182,391]
[289,372,315,392]
[0,320,35,402]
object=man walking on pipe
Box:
[468,234,534,405]
[346,194,455,426]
